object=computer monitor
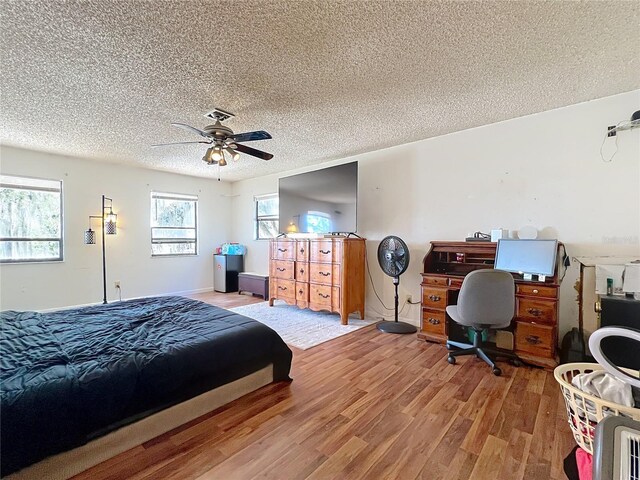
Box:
[494,239,558,277]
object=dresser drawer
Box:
[296,240,309,262]
[296,281,309,302]
[515,322,554,357]
[271,260,294,280]
[516,298,557,324]
[309,284,340,310]
[309,263,341,285]
[295,262,309,282]
[310,240,342,263]
[272,240,295,261]
[271,278,295,300]
[422,287,447,310]
[516,284,557,299]
[422,275,448,286]
[421,310,446,336]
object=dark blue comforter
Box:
[0,296,292,475]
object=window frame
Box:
[0,174,64,264]
[150,191,198,257]
[254,193,279,240]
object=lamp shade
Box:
[105,213,117,234]
[84,228,96,244]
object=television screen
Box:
[278,162,358,234]
[494,239,558,276]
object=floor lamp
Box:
[84,195,117,304]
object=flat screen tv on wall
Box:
[278,162,358,235]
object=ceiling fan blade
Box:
[234,143,273,161]
[171,123,211,139]
[229,130,272,142]
[151,141,211,148]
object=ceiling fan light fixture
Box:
[211,146,223,162]
[202,147,216,164]
[225,147,240,161]
[218,153,228,167]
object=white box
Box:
[491,229,508,242]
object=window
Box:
[255,194,279,240]
[0,175,63,263]
[151,192,198,256]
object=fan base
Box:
[377,321,417,334]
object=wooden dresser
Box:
[420,241,562,369]
[268,237,366,325]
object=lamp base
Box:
[377,321,417,334]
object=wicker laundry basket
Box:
[554,362,640,454]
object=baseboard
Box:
[38,288,215,313]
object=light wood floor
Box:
[74,292,575,480]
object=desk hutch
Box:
[421,241,562,369]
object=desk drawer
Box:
[516,284,557,299]
[516,298,557,324]
[421,310,446,336]
[422,275,448,286]
[422,287,447,310]
[515,322,554,357]
[310,263,341,286]
[271,260,295,280]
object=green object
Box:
[467,328,488,343]
[606,278,613,296]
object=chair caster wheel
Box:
[447,355,456,365]
[492,367,502,376]
[512,359,523,367]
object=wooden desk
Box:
[420,241,562,369]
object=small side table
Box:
[238,273,269,299]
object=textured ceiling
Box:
[1,1,639,182]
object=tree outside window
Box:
[255,194,279,240]
[0,175,63,263]
[151,192,198,256]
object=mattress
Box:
[0,296,292,475]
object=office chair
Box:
[446,269,522,376]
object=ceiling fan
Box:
[152,109,273,166]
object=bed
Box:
[0,296,292,478]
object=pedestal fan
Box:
[377,235,417,334]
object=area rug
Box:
[229,300,377,350]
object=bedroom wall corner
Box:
[0,146,231,311]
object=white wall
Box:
[230,90,640,339]
[0,146,231,310]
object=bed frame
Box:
[7,365,275,480]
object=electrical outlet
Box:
[607,125,617,137]
[405,294,412,303]
[114,281,121,289]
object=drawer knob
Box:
[300,247,305,253]
[527,308,543,316]
[278,286,287,291]
[278,248,288,253]
[299,289,303,295]
[318,293,330,299]
[319,271,331,277]
[532,289,539,294]
[320,249,331,254]
[428,318,440,325]
[525,335,542,345]
[299,269,305,274]
[428,295,441,302]
[277,267,286,272]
